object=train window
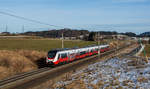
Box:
[95,48,98,51]
[80,51,86,55]
[58,54,61,59]
[87,50,89,52]
[80,52,82,55]
[61,53,67,58]
[48,50,57,58]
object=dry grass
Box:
[137,77,148,83]
[140,44,150,57]
[0,50,46,80]
[127,57,148,68]
[17,50,46,62]
[63,79,87,89]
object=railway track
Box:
[0,68,51,87]
[0,43,137,89]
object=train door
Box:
[100,48,105,53]
[90,49,94,55]
[75,50,80,59]
[69,52,76,61]
[57,54,61,64]
[80,51,86,58]
[95,48,99,54]
[60,53,68,63]
[86,49,89,56]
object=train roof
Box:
[48,44,109,53]
[49,48,71,52]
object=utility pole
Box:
[22,25,24,33]
[116,35,119,56]
[98,32,100,58]
[139,39,148,63]
[62,32,64,48]
[5,25,8,32]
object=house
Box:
[0,32,10,35]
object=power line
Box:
[0,11,65,28]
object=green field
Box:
[0,39,98,51]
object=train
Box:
[46,44,110,65]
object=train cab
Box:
[46,49,70,65]
[46,50,59,64]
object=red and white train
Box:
[46,45,110,65]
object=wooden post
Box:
[62,32,64,48]
[98,32,100,58]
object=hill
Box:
[139,32,150,37]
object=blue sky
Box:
[0,0,150,34]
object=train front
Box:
[46,50,57,65]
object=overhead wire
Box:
[0,11,65,28]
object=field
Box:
[0,39,98,51]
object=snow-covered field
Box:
[54,57,150,89]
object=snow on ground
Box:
[136,44,145,56]
[54,57,150,89]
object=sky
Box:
[0,0,150,34]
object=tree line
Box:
[21,29,138,41]
[22,29,89,38]
[1,28,149,41]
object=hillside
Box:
[139,32,150,37]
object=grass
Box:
[140,44,150,57]
[144,44,150,57]
[0,50,46,80]
[0,39,97,51]
[0,38,129,51]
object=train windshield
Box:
[48,50,57,58]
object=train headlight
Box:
[46,57,53,63]
[47,59,51,62]
[46,59,50,62]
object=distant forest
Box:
[1,28,150,39]
[22,29,89,38]
[21,28,138,38]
